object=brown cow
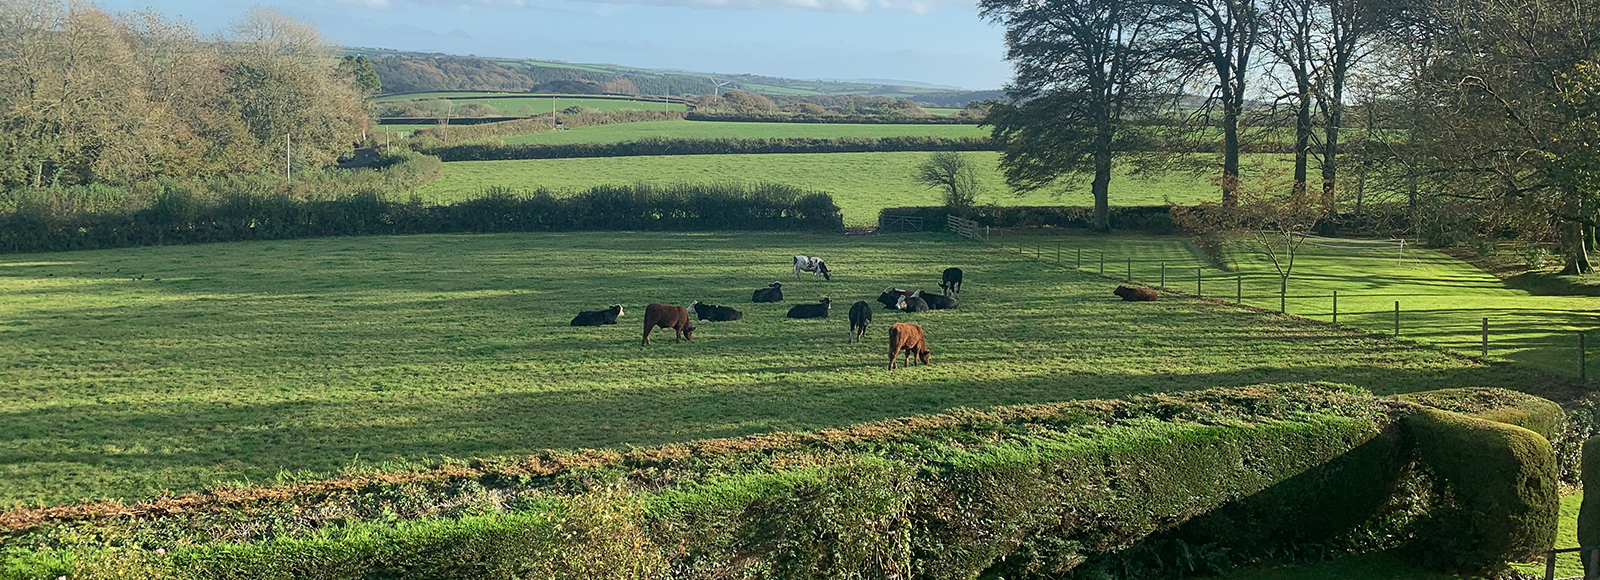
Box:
[888,322,930,370]
[642,303,695,345]
[1113,285,1159,302]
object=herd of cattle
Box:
[568,255,1160,369]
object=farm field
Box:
[431,96,685,116]
[375,91,511,102]
[413,151,1276,225]
[0,231,1550,508]
[993,234,1600,379]
[497,120,988,145]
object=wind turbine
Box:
[708,77,732,96]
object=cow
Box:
[793,255,832,281]
[642,303,695,345]
[898,295,930,313]
[941,268,963,296]
[1114,285,1159,302]
[915,290,958,310]
[848,301,872,343]
[752,282,784,303]
[690,301,743,322]
[888,323,930,370]
[570,304,625,326]
[786,298,832,319]
[877,287,915,310]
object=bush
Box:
[0,384,1568,580]
[421,135,995,162]
[1392,388,1566,439]
[1403,407,1559,575]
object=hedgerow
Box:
[0,384,1561,579]
[0,183,843,254]
[407,109,687,146]
[420,135,995,161]
[685,112,979,124]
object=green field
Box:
[415,151,1252,225]
[924,107,964,116]
[0,231,1546,508]
[498,120,988,145]
[993,235,1600,378]
[375,91,511,102]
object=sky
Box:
[94,0,1013,90]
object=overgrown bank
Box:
[0,385,1560,580]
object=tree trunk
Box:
[1294,75,1312,198]
[1561,220,1592,275]
[1092,122,1113,232]
[1223,98,1242,204]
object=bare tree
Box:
[1172,0,1263,204]
[914,151,981,212]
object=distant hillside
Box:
[346,48,1001,108]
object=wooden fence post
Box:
[1160,262,1166,289]
[1077,248,1082,269]
[1099,251,1105,275]
[1332,290,1338,324]
[1394,301,1400,336]
[1196,268,1202,298]
[1236,274,1242,305]
[1127,258,1132,282]
[1482,318,1488,357]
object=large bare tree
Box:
[1173,0,1262,204]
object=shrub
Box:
[1393,388,1566,440]
[1403,407,1559,575]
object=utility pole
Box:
[285,133,291,180]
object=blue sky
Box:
[96,0,1012,90]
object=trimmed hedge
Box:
[421,135,995,162]
[881,205,1178,233]
[1581,438,1600,578]
[0,183,843,254]
[0,385,1563,580]
[1404,408,1559,575]
[1393,388,1566,440]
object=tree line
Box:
[983,0,1600,272]
[0,1,371,191]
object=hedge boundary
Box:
[420,135,996,162]
[0,384,1563,580]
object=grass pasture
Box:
[0,231,1550,509]
[414,151,1253,225]
[497,120,989,145]
[993,234,1600,379]
[397,95,685,116]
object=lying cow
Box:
[752,282,784,303]
[1114,285,1159,302]
[787,298,832,319]
[642,303,695,345]
[877,287,915,310]
[794,255,832,281]
[570,304,624,326]
[897,295,930,313]
[888,322,930,370]
[689,301,743,321]
[941,267,963,296]
[848,301,872,343]
[915,290,958,310]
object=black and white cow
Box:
[690,301,744,321]
[752,282,784,303]
[793,255,832,281]
[877,287,915,310]
[570,304,624,326]
[915,290,958,310]
[897,295,930,313]
[941,268,963,296]
[786,298,832,319]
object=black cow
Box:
[917,291,958,310]
[787,298,832,319]
[570,304,624,326]
[752,282,784,303]
[690,301,743,321]
[877,287,914,310]
[898,295,930,313]
[848,301,872,343]
[941,268,963,295]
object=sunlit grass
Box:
[497,120,988,145]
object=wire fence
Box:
[979,231,1600,384]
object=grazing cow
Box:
[848,301,872,343]
[877,287,915,310]
[690,301,743,322]
[915,290,958,310]
[752,282,784,303]
[888,323,931,370]
[1114,285,1159,302]
[897,295,930,313]
[786,298,832,319]
[941,268,963,296]
[570,304,625,326]
[793,255,832,281]
[642,303,695,345]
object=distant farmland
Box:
[497,120,989,145]
[414,151,1274,225]
[379,93,687,116]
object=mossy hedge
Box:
[0,384,1561,580]
[1394,387,1566,440]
